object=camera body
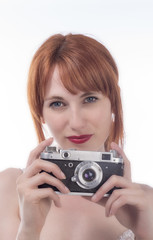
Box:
[39,146,124,196]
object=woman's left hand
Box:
[91,142,153,240]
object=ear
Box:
[41,117,45,124]
[111,113,115,122]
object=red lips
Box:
[67,134,92,144]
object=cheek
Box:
[95,112,112,138]
[44,113,65,134]
[92,109,111,126]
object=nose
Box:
[68,108,86,131]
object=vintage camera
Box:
[39,146,124,196]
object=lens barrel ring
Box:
[74,161,103,189]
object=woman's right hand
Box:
[16,138,69,239]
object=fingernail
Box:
[109,210,113,217]
[91,194,97,202]
[111,142,116,148]
[61,171,66,179]
[64,186,70,193]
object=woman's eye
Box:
[49,101,64,108]
[84,96,98,103]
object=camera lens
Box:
[73,161,103,189]
[83,169,96,182]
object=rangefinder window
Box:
[102,154,111,160]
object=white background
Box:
[0,0,153,186]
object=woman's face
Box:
[42,66,112,151]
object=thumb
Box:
[110,142,132,181]
[26,138,54,167]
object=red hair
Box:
[27,33,124,150]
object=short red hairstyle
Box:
[27,33,124,151]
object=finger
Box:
[108,192,143,217]
[111,142,131,180]
[24,159,66,179]
[29,172,70,194]
[29,188,61,207]
[105,188,139,217]
[91,175,131,202]
[27,138,53,167]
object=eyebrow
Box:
[44,96,64,102]
[44,92,98,101]
[80,92,97,98]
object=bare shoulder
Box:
[0,167,22,178]
[0,168,23,239]
[0,167,22,192]
[0,167,23,206]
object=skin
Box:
[0,66,153,240]
[42,66,112,152]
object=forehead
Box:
[45,66,79,97]
[48,66,63,88]
[44,66,106,102]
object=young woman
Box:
[0,34,153,240]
